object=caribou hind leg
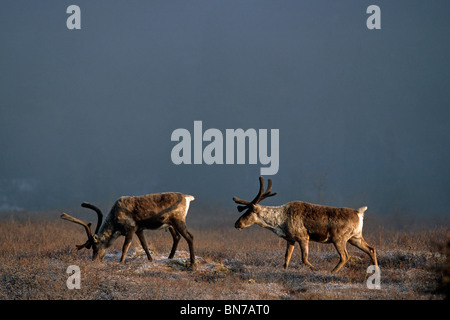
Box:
[331,239,349,273]
[348,236,378,266]
[172,220,197,270]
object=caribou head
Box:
[233,176,277,229]
[61,202,107,260]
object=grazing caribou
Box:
[233,177,377,273]
[61,192,197,270]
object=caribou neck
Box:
[96,215,121,248]
[255,205,286,231]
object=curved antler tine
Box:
[61,213,93,241]
[81,202,103,235]
[251,176,265,204]
[259,175,265,194]
[233,197,251,205]
[261,192,277,201]
[77,222,93,249]
[75,239,92,250]
[233,176,274,210]
[265,178,273,194]
[259,178,278,201]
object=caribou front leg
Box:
[120,232,134,263]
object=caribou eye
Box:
[93,234,100,243]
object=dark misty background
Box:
[0,1,449,217]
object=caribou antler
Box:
[61,202,103,251]
[81,202,103,234]
[61,213,94,249]
[233,176,277,211]
[75,221,93,250]
[259,177,277,202]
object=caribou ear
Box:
[237,204,257,213]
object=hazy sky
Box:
[0,1,449,216]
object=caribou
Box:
[61,192,197,270]
[233,177,377,273]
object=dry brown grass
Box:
[0,209,448,300]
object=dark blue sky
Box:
[0,1,449,216]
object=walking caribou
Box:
[233,177,377,272]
